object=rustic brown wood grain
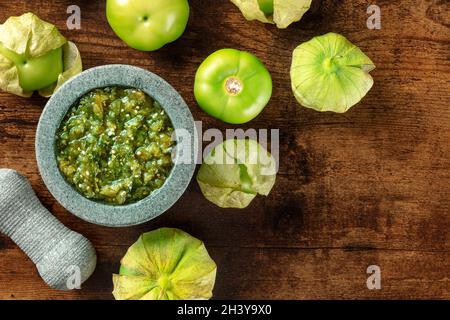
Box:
[0,0,449,300]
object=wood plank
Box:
[0,0,449,299]
[1,245,449,300]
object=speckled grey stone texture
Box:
[36,65,197,227]
[0,169,97,290]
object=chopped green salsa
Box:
[56,87,175,205]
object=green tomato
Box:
[258,0,274,15]
[106,0,190,51]
[194,49,272,124]
[0,43,63,92]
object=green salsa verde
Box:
[56,87,175,205]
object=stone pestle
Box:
[0,168,97,290]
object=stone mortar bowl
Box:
[36,65,197,227]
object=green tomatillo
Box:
[0,44,63,92]
[106,0,190,51]
[0,12,82,97]
[194,48,272,124]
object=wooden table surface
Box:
[0,0,449,300]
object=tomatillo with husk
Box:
[112,228,217,300]
[0,12,82,97]
[231,0,312,29]
[194,48,272,124]
[290,32,376,113]
[197,138,277,208]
